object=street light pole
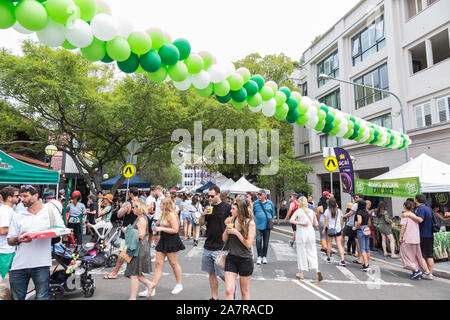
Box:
[319,74,410,162]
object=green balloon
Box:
[247,93,262,107]
[196,83,213,98]
[81,37,106,61]
[250,75,265,91]
[317,110,326,122]
[199,51,215,70]
[15,0,48,31]
[148,66,168,83]
[216,92,231,104]
[266,81,278,96]
[236,67,251,84]
[117,52,139,73]
[243,80,258,97]
[172,38,191,60]
[185,54,204,74]
[62,39,77,50]
[274,103,289,121]
[128,31,152,55]
[168,61,189,81]
[158,44,180,66]
[140,50,162,73]
[227,73,244,91]
[101,52,114,63]
[274,91,287,106]
[320,105,329,114]
[286,97,298,111]
[231,99,247,110]
[296,115,308,127]
[0,1,15,29]
[46,0,77,25]
[279,87,291,100]
[106,36,131,62]
[147,28,165,51]
[343,129,354,140]
[231,87,247,103]
[329,125,341,136]
[73,0,96,21]
[213,80,230,97]
[286,108,300,124]
[315,120,326,131]
[260,86,274,101]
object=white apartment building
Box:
[293,0,450,214]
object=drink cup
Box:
[207,206,213,214]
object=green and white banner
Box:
[354,177,421,198]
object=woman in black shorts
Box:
[222,200,256,300]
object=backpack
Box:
[432,212,441,233]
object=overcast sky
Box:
[0,0,360,63]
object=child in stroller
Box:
[50,242,95,300]
[79,220,122,269]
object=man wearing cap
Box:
[97,193,114,223]
[253,190,275,265]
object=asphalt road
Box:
[55,230,450,301]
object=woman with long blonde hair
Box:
[123,199,153,300]
[148,197,185,296]
[290,197,323,281]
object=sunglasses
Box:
[208,195,216,198]
[20,185,38,193]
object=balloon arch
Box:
[0,0,411,150]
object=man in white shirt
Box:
[0,187,19,280]
[43,191,63,217]
[7,185,65,300]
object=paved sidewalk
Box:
[272,221,450,280]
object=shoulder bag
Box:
[215,242,227,270]
[326,210,339,237]
[259,202,274,230]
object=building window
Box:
[415,102,432,128]
[430,29,450,65]
[304,143,310,155]
[317,50,339,87]
[437,95,450,123]
[369,114,392,129]
[407,0,439,19]
[301,82,308,97]
[351,15,386,66]
[410,42,428,74]
[319,89,341,110]
[354,63,389,109]
[320,134,343,150]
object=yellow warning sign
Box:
[123,164,135,178]
[324,156,338,172]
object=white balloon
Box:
[65,19,93,48]
[191,70,210,89]
[336,124,348,138]
[300,96,312,107]
[90,13,118,41]
[305,106,317,119]
[223,62,236,77]
[95,0,112,15]
[262,99,276,117]
[37,19,65,47]
[305,116,319,129]
[173,77,192,91]
[248,104,262,113]
[115,16,134,38]
[207,64,227,83]
[13,21,33,34]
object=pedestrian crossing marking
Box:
[270,242,297,261]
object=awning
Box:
[100,174,151,190]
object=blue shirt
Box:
[253,199,275,230]
[416,204,433,239]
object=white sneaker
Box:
[256,257,262,265]
[138,287,156,297]
[171,284,183,295]
[262,257,268,264]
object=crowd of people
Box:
[0,181,445,300]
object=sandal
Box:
[296,273,304,280]
[103,274,118,279]
[352,260,362,265]
[317,271,323,282]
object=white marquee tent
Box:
[371,153,450,193]
[226,176,270,194]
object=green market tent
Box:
[0,150,59,185]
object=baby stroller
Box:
[79,220,122,269]
[50,242,95,300]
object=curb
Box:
[272,226,450,281]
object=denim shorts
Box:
[357,226,370,254]
[201,249,225,277]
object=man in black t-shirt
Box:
[199,185,231,301]
[104,187,139,280]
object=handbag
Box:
[259,202,273,230]
[362,227,371,236]
[215,242,227,270]
[326,210,339,237]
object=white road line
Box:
[318,279,413,287]
[274,269,288,280]
[292,279,333,300]
[302,280,342,300]
[336,266,360,282]
[270,242,297,261]
[184,246,204,259]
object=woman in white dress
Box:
[290,197,323,281]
